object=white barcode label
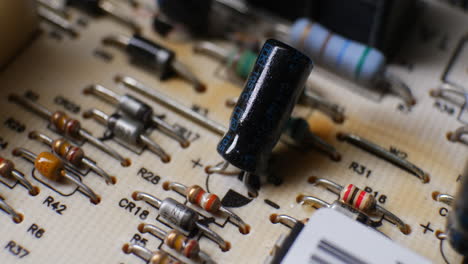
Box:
[281,208,431,264]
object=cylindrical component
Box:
[159,198,199,231]
[289,18,385,85]
[108,114,145,145]
[50,111,81,138]
[227,49,257,79]
[157,0,212,35]
[165,229,200,259]
[126,35,175,79]
[0,158,14,177]
[118,95,153,126]
[52,139,85,166]
[187,185,221,213]
[447,161,468,255]
[34,152,64,181]
[340,184,376,212]
[217,39,313,173]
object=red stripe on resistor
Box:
[355,190,367,210]
[183,239,197,258]
[342,184,353,203]
[195,189,205,205]
[204,194,218,211]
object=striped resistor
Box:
[289,18,385,86]
[340,184,376,212]
[286,18,415,106]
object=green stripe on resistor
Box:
[354,47,371,80]
[236,50,257,79]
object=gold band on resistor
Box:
[13,148,101,204]
[165,230,200,259]
[186,185,221,213]
[51,138,85,165]
[50,111,81,138]
[163,181,251,234]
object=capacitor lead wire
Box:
[28,131,116,184]
[83,108,171,163]
[12,148,101,204]
[8,94,130,166]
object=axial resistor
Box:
[289,18,385,85]
[51,138,85,165]
[50,111,81,139]
[14,148,100,204]
[340,184,376,212]
[186,185,221,213]
[165,229,200,259]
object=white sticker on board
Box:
[282,208,431,264]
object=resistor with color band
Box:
[29,131,116,184]
[13,148,101,204]
[138,223,214,263]
[0,157,39,195]
[285,18,415,106]
[163,181,250,234]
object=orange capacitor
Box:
[34,152,64,181]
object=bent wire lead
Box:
[115,75,227,136]
[132,191,230,251]
[138,223,214,263]
[0,157,39,195]
[13,148,101,204]
[8,94,130,166]
[0,194,23,223]
[83,108,171,163]
[102,34,205,92]
[163,181,250,234]
[122,243,182,264]
[28,131,116,184]
[337,132,430,183]
[306,176,411,234]
[83,84,190,148]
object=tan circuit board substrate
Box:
[0,0,467,263]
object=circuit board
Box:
[0,0,467,263]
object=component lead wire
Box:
[338,132,430,183]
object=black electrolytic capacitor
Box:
[126,35,175,79]
[217,39,313,173]
[447,161,468,256]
